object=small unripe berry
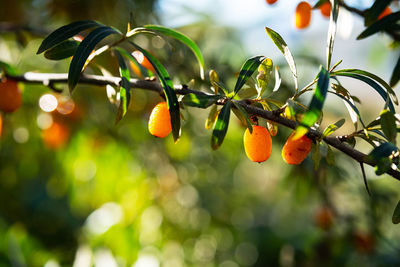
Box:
[148,102,172,138]
[243,125,272,162]
[282,131,312,164]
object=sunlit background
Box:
[1,0,400,266]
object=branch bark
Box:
[4,71,400,180]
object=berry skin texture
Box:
[148,102,172,138]
[0,79,22,113]
[377,7,392,20]
[243,125,272,163]
[319,1,331,18]
[282,131,312,164]
[266,0,278,5]
[295,1,312,29]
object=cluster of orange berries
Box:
[148,101,312,165]
[266,0,393,30]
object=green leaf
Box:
[312,143,321,170]
[0,61,18,76]
[256,58,273,98]
[182,93,222,108]
[272,66,282,92]
[329,91,365,128]
[114,49,131,124]
[128,41,181,142]
[234,56,265,95]
[326,145,335,165]
[205,105,218,130]
[295,66,330,139]
[37,20,101,54]
[209,70,220,94]
[322,118,345,138]
[332,72,396,113]
[392,200,400,224]
[359,163,371,196]
[364,0,392,25]
[380,109,397,144]
[44,40,79,60]
[143,25,205,79]
[326,0,339,69]
[375,157,392,175]
[357,11,400,40]
[68,26,119,92]
[369,142,398,160]
[211,101,231,150]
[265,27,298,90]
[232,101,253,133]
[390,54,400,87]
[333,68,398,105]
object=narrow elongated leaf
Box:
[37,20,101,54]
[334,68,398,104]
[232,101,253,133]
[128,41,181,142]
[312,143,321,170]
[265,27,298,90]
[375,157,392,175]
[392,200,400,224]
[0,61,18,75]
[256,58,273,98]
[390,55,400,87]
[273,66,282,92]
[364,0,392,25]
[295,66,330,139]
[205,104,218,130]
[322,118,345,138]
[143,25,205,79]
[380,109,397,144]
[369,142,398,160]
[114,50,131,124]
[69,26,119,91]
[332,72,396,112]
[329,91,365,128]
[209,70,220,94]
[182,93,222,108]
[357,11,400,40]
[234,56,265,95]
[326,0,339,69]
[44,40,79,60]
[211,101,231,150]
[360,163,371,196]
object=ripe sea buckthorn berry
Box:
[377,7,392,20]
[295,1,312,29]
[132,51,155,73]
[243,125,272,163]
[148,102,172,138]
[0,114,2,137]
[266,0,278,5]
[282,131,312,164]
[0,79,22,113]
[319,1,331,18]
[42,121,70,149]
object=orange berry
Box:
[282,131,312,164]
[148,102,172,138]
[132,51,155,73]
[0,114,2,137]
[377,7,392,20]
[295,1,312,29]
[243,125,272,163]
[266,0,278,5]
[319,1,331,18]
[42,121,70,149]
[0,79,22,113]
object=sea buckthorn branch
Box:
[4,71,400,180]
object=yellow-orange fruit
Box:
[243,125,272,163]
[319,1,331,18]
[0,79,22,113]
[282,132,312,164]
[148,102,172,138]
[266,0,278,5]
[377,7,392,20]
[42,122,70,149]
[295,1,312,29]
[132,51,155,73]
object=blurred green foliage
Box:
[1,1,400,266]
